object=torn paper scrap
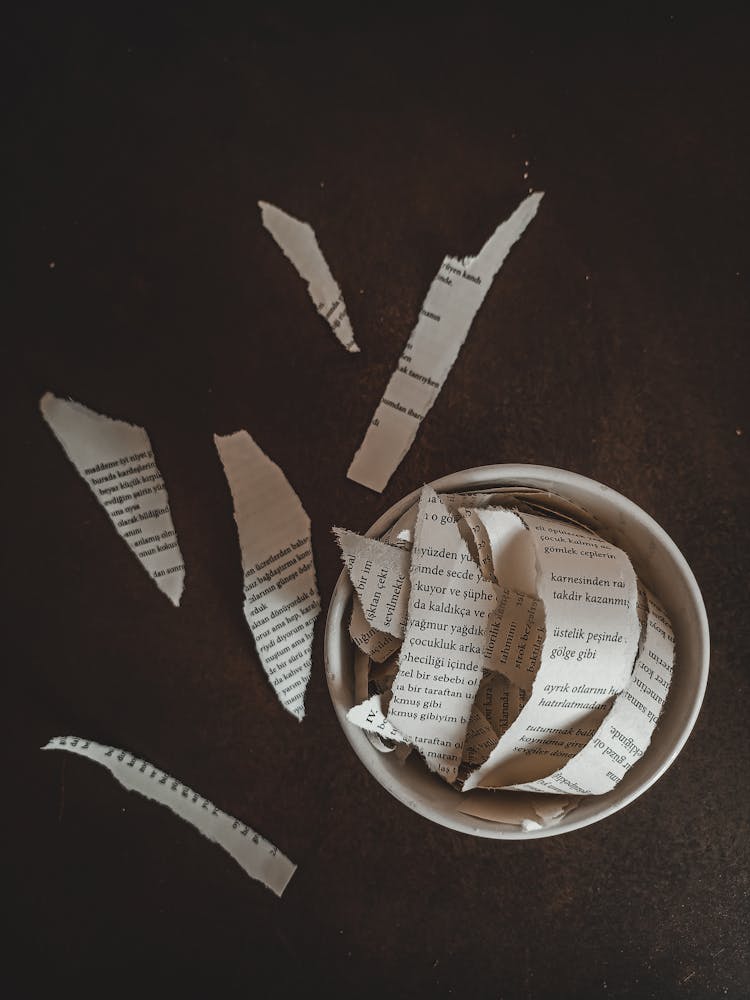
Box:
[369,652,401,695]
[347,192,544,492]
[379,487,592,551]
[483,584,546,688]
[460,507,498,582]
[334,528,410,636]
[351,649,403,755]
[349,596,402,662]
[376,490,511,555]
[461,704,499,768]
[386,487,497,783]
[463,513,640,790]
[511,586,675,795]
[259,201,359,353]
[380,504,420,547]
[347,695,408,744]
[451,509,546,688]
[475,670,525,741]
[458,790,579,829]
[39,392,185,606]
[459,506,538,594]
[337,487,676,815]
[214,430,320,721]
[42,736,296,897]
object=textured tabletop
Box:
[6,8,749,998]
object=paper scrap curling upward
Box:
[39,392,185,605]
[347,192,544,492]
[215,431,320,721]
[463,512,640,790]
[510,586,674,795]
[43,737,296,896]
[259,201,359,353]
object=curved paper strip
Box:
[42,737,296,896]
[463,512,640,790]
[509,586,674,795]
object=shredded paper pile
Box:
[335,485,675,830]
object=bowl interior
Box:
[324,465,709,839]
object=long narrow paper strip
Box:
[508,587,674,795]
[347,193,543,492]
[215,431,320,720]
[259,200,359,353]
[43,737,296,896]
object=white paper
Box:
[347,192,544,492]
[333,528,410,636]
[39,392,185,605]
[338,488,675,808]
[483,584,546,688]
[464,513,640,790]
[259,201,359,353]
[458,789,579,829]
[214,431,320,721]
[461,703,499,768]
[347,695,408,744]
[348,596,402,662]
[459,506,538,593]
[349,648,403,755]
[511,586,675,795]
[379,487,590,550]
[42,736,296,896]
[474,670,525,741]
[386,487,498,783]
[336,515,543,687]
[369,652,401,695]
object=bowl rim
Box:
[324,464,710,839]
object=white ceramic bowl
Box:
[324,465,710,838]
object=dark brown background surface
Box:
[6,6,749,998]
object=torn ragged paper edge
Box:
[336,518,543,688]
[341,487,675,820]
[379,487,597,550]
[509,585,675,795]
[458,790,581,830]
[347,192,544,492]
[42,737,296,897]
[215,430,320,721]
[334,527,410,637]
[347,694,409,744]
[386,487,498,783]
[463,512,641,790]
[349,595,402,662]
[39,392,185,606]
[259,201,359,352]
[342,489,547,779]
[351,648,402,755]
